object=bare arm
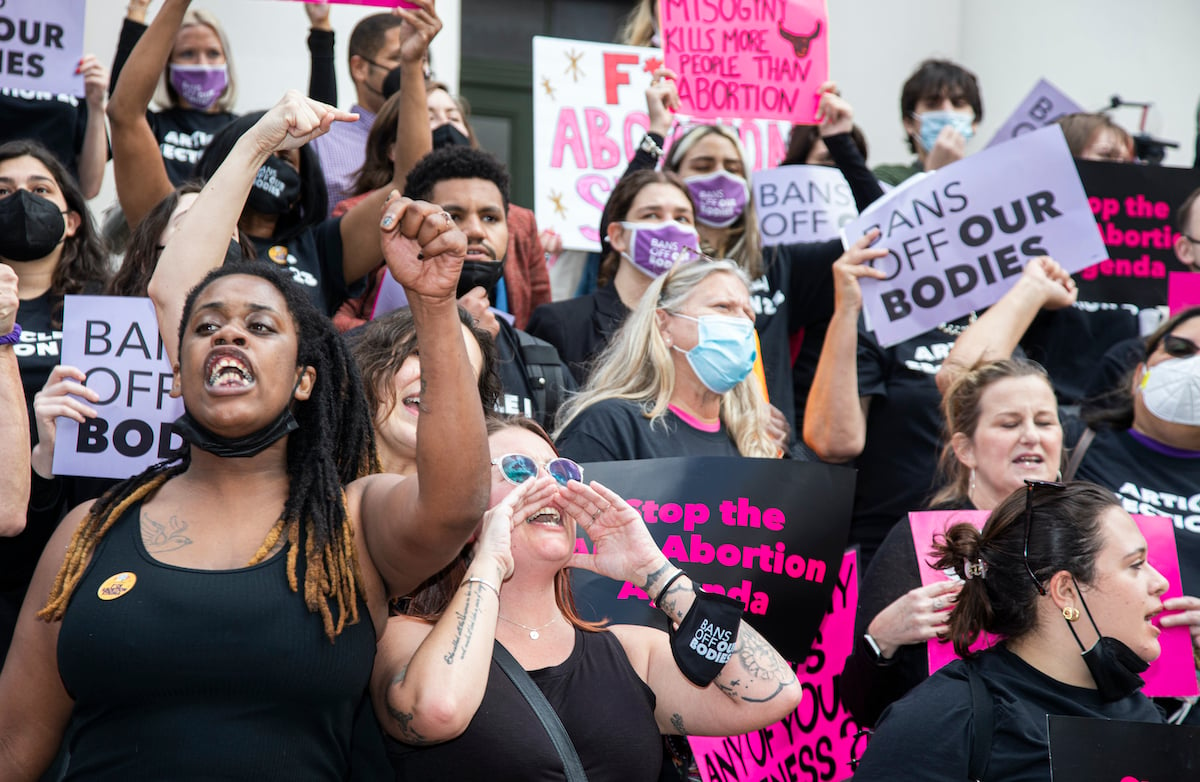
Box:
[935,256,1077,395]
[0,266,28,536]
[803,231,888,462]
[339,0,438,286]
[76,55,110,200]
[106,0,187,229]
[148,91,356,366]
[0,502,90,777]
[353,197,491,597]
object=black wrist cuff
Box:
[669,586,743,686]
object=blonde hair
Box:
[154,9,238,113]
[554,260,776,457]
[616,0,657,46]
[665,124,763,278]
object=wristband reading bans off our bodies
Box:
[668,585,743,686]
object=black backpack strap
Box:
[514,330,568,427]
[493,642,588,782]
[966,661,993,782]
[1063,427,1096,482]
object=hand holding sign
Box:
[832,229,889,314]
[394,0,441,65]
[646,67,680,136]
[31,364,99,480]
[867,580,962,659]
[564,480,670,594]
[1159,595,1200,658]
[78,54,109,111]
[1018,255,1078,310]
[815,81,852,137]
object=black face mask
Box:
[432,123,471,149]
[246,157,302,216]
[0,189,66,261]
[381,65,403,101]
[222,237,245,266]
[1065,580,1149,702]
[456,259,505,299]
[172,406,299,459]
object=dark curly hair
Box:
[403,146,510,209]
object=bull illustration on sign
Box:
[778,20,821,58]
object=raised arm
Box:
[148,91,356,366]
[352,196,491,597]
[934,256,1076,394]
[803,230,888,462]
[0,266,28,536]
[109,0,152,93]
[816,83,884,212]
[107,0,187,228]
[304,0,338,106]
[561,481,802,737]
[339,0,438,286]
[76,55,110,200]
[371,478,556,744]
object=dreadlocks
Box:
[40,263,380,641]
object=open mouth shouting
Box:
[205,348,255,392]
[526,507,563,527]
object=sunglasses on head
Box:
[1161,334,1200,359]
[1023,478,1066,595]
[491,453,583,487]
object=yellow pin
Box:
[97,572,137,601]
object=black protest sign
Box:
[1048,715,1200,780]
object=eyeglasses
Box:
[1161,334,1200,359]
[1023,479,1066,595]
[491,453,583,487]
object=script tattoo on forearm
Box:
[142,513,192,553]
[715,624,794,703]
[444,581,487,664]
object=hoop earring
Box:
[1062,606,1080,622]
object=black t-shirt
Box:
[853,645,1163,781]
[15,291,64,418]
[1022,305,1140,407]
[247,219,349,316]
[149,107,237,185]
[492,320,576,430]
[0,90,88,181]
[555,398,740,462]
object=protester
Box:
[0,264,29,540]
[1056,112,1135,162]
[873,59,983,186]
[781,122,869,167]
[555,259,777,461]
[0,161,491,777]
[376,415,802,779]
[852,481,1170,780]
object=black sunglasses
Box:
[1023,479,1066,595]
[1161,334,1200,359]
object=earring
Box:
[968,469,976,499]
[1062,606,1080,622]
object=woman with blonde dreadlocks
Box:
[0,92,490,780]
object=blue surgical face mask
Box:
[671,313,757,394]
[913,110,975,153]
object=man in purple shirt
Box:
[312,13,405,215]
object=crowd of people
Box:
[0,0,1198,779]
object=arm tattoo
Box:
[670,712,688,735]
[142,513,192,553]
[657,578,692,624]
[387,702,432,745]
[641,561,675,600]
[715,625,793,703]
[444,581,487,664]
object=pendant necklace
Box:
[499,613,560,640]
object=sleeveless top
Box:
[386,627,663,781]
[57,500,377,780]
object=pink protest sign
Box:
[658,0,828,124]
[1168,271,1200,315]
[690,550,862,782]
[909,510,1198,698]
[295,1,419,7]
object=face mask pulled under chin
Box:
[1064,580,1149,702]
[172,405,299,459]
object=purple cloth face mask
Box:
[169,64,228,110]
[684,171,749,228]
[619,221,700,277]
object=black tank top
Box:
[386,627,663,781]
[57,500,377,780]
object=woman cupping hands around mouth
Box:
[0,90,492,780]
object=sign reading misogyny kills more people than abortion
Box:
[842,125,1107,347]
[753,164,857,245]
[569,457,855,663]
[0,0,85,96]
[54,296,185,480]
[659,0,828,123]
[532,36,791,252]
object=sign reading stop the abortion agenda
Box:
[533,36,791,252]
[0,0,85,96]
[659,0,828,124]
[842,125,1106,347]
[54,296,185,480]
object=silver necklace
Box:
[498,613,560,640]
[935,311,978,337]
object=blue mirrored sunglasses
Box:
[491,453,583,487]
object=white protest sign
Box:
[842,125,1107,348]
[54,296,185,480]
[533,36,791,252]
[753,164,856,246]
[986,78,1083,149]
[0,1,85,96]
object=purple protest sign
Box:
[909,509,1198,698]
[842,125,1107,348]
[691,550,862,782]
[0,0,86,96]
[986,78,1084,149]
[753,164,858,246]
[54,296,184,480]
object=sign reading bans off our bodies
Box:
[0,0,85,96]
[569,457,855,663]
[843,125,1107,348]
[54,296,185,480]
[753,164,857,246]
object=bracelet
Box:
[462,576,500,598]
[639,133,664,160]
[653,568,687,604]
[0,323,21,347]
